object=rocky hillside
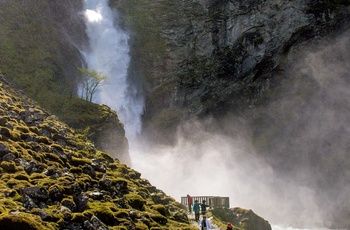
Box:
[0,75,193,229]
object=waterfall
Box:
[82,0,144,141]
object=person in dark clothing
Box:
[200,215,212,230]
[226,222,233,230]
[200,200,209,215]
[187,194,193,213]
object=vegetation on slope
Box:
[0,75,195,229]
[0,1,74,108]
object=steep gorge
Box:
[1,0,350,228]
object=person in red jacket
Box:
[187,194,193,213]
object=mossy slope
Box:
[0,75,194,229]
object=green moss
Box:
[29,173,47,180]
[133,221,149,230]
[30,151,44,162]
[110,226,127,230]
[109,162,119,170]
[37,136,51,144]
[125,193,146,211]
[14,173,30,181]
[29,126,40,134]
[69,166,83,174]
[71,212,89,223]
[76,174,96,188]
[15,125,30,134]
[50,143,64,152]
[1,161,17,173]
[6,178,31,191]
[85,201,125,226]
[0,212,49,230]
[0,198,22,213]
[96,151,114,163]
[70,156,92,166]
[151,204,168,217]
[44,153,64,165]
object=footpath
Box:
[188,212,221,230]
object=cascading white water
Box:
[82,0,144,141]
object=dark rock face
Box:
[212,207,272,230]
[60,99,131,165]
[231,208,271,230]
[116,0,350,142]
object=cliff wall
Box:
[115,0,350,142]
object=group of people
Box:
[186,195,209,222]
[186,194,234,230]
[187,194,210,229]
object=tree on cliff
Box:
[78,68,108,102]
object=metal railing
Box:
[181,196,230,209]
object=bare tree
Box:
[78,68,108,102]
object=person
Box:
[193,200,200,222]
[200,215,212,230]
[226,222,233,230]
[187,194,193,213]
[200,200,209,215]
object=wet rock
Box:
[23,187,49,201]
[114,198,128,209]
[74,192,88,212]
[23,160,43,174]
[32,209,51,221]
[4,190,17,198]
[52,145,67,161]
[1,161,16,173]
[48,186,63,202]
[43,167,60,177]
[40,127,52,138]
[63,222,84,230]
[84,215,108,230]
[82,165,96,178]
[0,127,11,138]
[99,178,113,191]
[2,153,16,161]
[0,117,7,126]
[69,182,82,196]
[23,134,37,142]
[22,194,38,210]
[87,191,104,200]
[61,199,76,212]
[24,116,34,124]
[33,112,44,121]
[38,202,48,209]
[0,143,9,157]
